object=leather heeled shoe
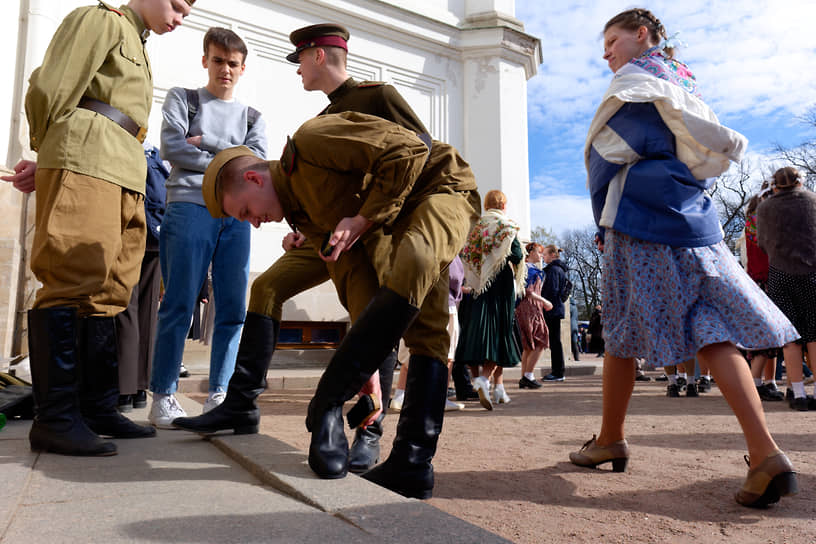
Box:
[735,451,798,507]
[569,434,629,472]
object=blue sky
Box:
[515,0,816,236]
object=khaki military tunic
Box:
[271,112,480,360]
[27,3,151,315]
[249,79,431,322]
[27,3,152,193]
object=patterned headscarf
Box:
[620,46,701,98]
[460,209,526,298]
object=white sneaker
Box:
[473,376,493,410]
[203,391,226,414]
[445,399,464,411]
[494,386,511,404]
[390,390,405,412]
[148,394,187,429]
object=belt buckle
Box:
[136,126,147,144]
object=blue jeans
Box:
[150,202,250,394]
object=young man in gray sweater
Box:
[148,27,268,427]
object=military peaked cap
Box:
[286,23,350,63]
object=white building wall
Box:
[1,0,540,352]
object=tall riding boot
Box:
[307,287,419,479]
[79,316,155,439]
[452,359,478,401]
[173,313,279,434]
[348,349,397,473]
[361,355,448,499]
[28,308,117,456]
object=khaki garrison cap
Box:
[286,23,350,63]
[202,145,260,218]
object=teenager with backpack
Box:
[541,245,569,381]
[147,27,268,427]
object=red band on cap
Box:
[296,35,348,52]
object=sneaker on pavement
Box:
[203,391,226,414]
[542,373,565,382]
[445,399,465,411]
[179,363,190,378]
[148,395,187,429]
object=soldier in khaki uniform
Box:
[1,0,194,457]
[201,111,479,499]
[173,23,438,474]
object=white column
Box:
[459,6,541,238]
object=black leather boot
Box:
[361,355,448,499]
[452,359,478,401]
[348,349,397,473]
[307,288,419,479]
[172,313,279,434]
[79,316,155,439]
[28,308,117,456]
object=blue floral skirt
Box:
[602,230,799,367]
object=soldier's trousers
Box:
[30,168,145,317]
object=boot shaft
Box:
[27,308,80,416]
[315,287,419,408]
[225,312,279,406]
[78,316,119,415]
[392,355,448,462]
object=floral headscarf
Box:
[460,209,526,298]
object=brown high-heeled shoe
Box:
[735,450,798,507]
[569,434,629,472]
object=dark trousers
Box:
[116,250,161,395]
[545,316,564,378]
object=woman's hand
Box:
[1,160,37,193]
[358,371,383,428]
[320,214,373,262]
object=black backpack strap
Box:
[186,88,259,134]
[247,106,260,130]
[184,88,199,137]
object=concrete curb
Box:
[175,394,511,543]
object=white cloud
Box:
[530,193,595,236]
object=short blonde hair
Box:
[484,189,507,210]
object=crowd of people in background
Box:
[3,1,813,512]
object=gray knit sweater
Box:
[160,87,267,206]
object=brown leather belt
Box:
[77,97,147,143]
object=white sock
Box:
[754,378,763,387]
[768,379,777,387]
[495,384,505,394]
[679,372,687,381]
[792,381,806,398]
[524,372,535,381]
[703,374,711,380]
[668,374,678,385]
